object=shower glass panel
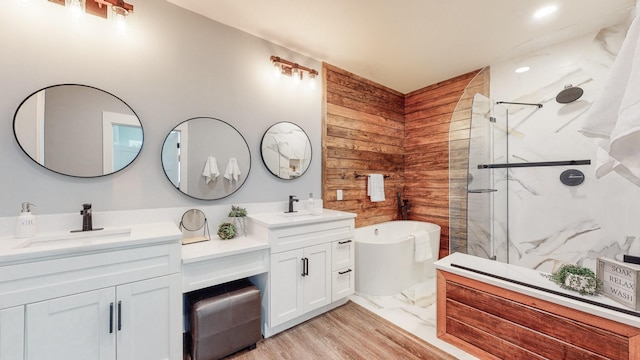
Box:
[466,94,508,261]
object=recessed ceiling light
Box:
[533,5,558,19]
[515,66,530,73]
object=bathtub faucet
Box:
[397,192,410,220]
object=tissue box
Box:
[597,257,640,310]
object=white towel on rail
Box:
[224,158,241,182]
[367,174,385,202]
[413,230,432,262]
[579,14,640,186]
[202,156,220,184]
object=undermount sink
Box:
[281,210,319,217]
[13,227,132,250]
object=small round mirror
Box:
[13,84,143,177]
[161,117,251,200]
[260,122,312,179]
[179,209,210,245]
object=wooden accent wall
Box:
[404,70,486,258]
[322,63,405,227]
[322,63,489,256]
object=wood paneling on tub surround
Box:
[437,270,640,360]
[323,63,405,228]
[322,63,488,256]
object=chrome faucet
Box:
[287,195,299,213]
[81,203,93,231]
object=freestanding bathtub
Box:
[355,221,441,296]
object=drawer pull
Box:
[338,269,352,275]
[338,240,352,245]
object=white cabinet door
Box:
[26,288,116,360]
[1,306,25,360]
[270,249,304,327]
[303,243,331,313]
[116,274,182,360]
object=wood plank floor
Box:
[225,301,457,360]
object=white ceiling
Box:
[166,0,636,93]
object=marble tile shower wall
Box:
[484,20,640,272]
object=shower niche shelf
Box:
[477,159,591,169]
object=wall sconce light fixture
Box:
[271,55,318,87]
[49,0,133,21]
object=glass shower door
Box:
[466,94,508,261]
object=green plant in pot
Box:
[228,205,248,236]
[543,263,603,296]
[217,222,237,240]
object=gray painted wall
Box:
[0,0,322,217]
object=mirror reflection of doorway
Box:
[163,130,181,188]
[161,122,189,193]
[102,111,142,173]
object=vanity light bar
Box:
[271,56,318,79]
[48,0,134,19]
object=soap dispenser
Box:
[16,202,36,238]
[308,193,322,215]
[306,193,315,212]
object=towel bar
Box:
[355,173,390,179]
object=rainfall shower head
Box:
[556,84,584,104]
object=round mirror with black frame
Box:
[260,122,312,179]
[161,117,251,200]
[13,84,143,178]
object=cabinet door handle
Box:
[117,301,122,331]
[301,258,307,277]
[338,269,353,275]
[305,258,309,276]
[338,240,352,245]
[109,302,114,334]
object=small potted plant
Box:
[543,263,602,296]
[228,205,248,236]
[217,222,237,240]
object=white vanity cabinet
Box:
[248,210,356,338]
[25,274,181,360]
[270,242,332,326]
[0,222,182,360]
[0,306,24,360]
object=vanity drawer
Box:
[269,219,354,254]
[331,239,354,271]
[332,267,355,302]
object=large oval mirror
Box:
[13,84,143,178]
[161,117,251,200]
[260,122,312,179]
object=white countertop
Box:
[435,252,640,328]
[247,208,356,228]
[0,221,181,264]
[182,235,270,264]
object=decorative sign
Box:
[597,257,640,310]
